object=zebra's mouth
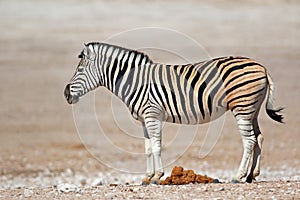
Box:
[64,84,79,104]
[67,95,79,104]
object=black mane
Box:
[86,42,153,64]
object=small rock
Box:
[269,188,275,192]
[24,188,34,198]
[25,163,32,169]
[64,168,73,177]
[214,187,224,192]
[139,192,145,197]
[80,178,87,186]
[92,176,107,186]
[237,195,244,200]
[105,193,115,199]
[43,168,51,176]
[9,155,15,160]
[235,187,244,192]
[57,183,77,193]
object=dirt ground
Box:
[0,0,299,199]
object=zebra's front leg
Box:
[144,117,164,185]
[150,137,164,184]
[232,118,256,183]
[142,126,155,185]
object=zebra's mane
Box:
[87,42,154,64]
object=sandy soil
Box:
[0,0,299,199]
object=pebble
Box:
[63,168,73,177]
[43,168,51,177]
[91,177,107,186]
[235,187,244,192]
[57,183,78,193]
[105,193,115,199]
[23,188,34,198]
[214,187,224,192]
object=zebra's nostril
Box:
[64,84,79,104]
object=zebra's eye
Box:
[78,53,84,59]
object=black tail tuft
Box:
[266,108,284,123]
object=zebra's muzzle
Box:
[64,84,79,104]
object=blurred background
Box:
[0,0,299,188]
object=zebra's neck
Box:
[95,43,153,104]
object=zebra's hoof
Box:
[231,179,242,184]
[141,177,151,186]
[150,179,160,185]
[246,176,253,183]
[141,181,150,186]
[213,179,220,183]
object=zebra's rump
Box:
[146,56,268,125]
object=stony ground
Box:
[0,0,299,199]
[1,181,299,199]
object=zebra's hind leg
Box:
[246,118,264,183]
[232,118,256,183]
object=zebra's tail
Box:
[265,72,284,123]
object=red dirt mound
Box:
[160,166,215,185]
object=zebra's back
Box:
[146,56,268,124]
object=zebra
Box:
[64,42,283,184]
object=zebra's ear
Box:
[82,43,88,55]
[84,44,96,61]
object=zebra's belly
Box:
[164,105,228,125]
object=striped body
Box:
[64,42,283,184]
[126,58,267,125]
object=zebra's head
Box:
[64,43,100,104]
